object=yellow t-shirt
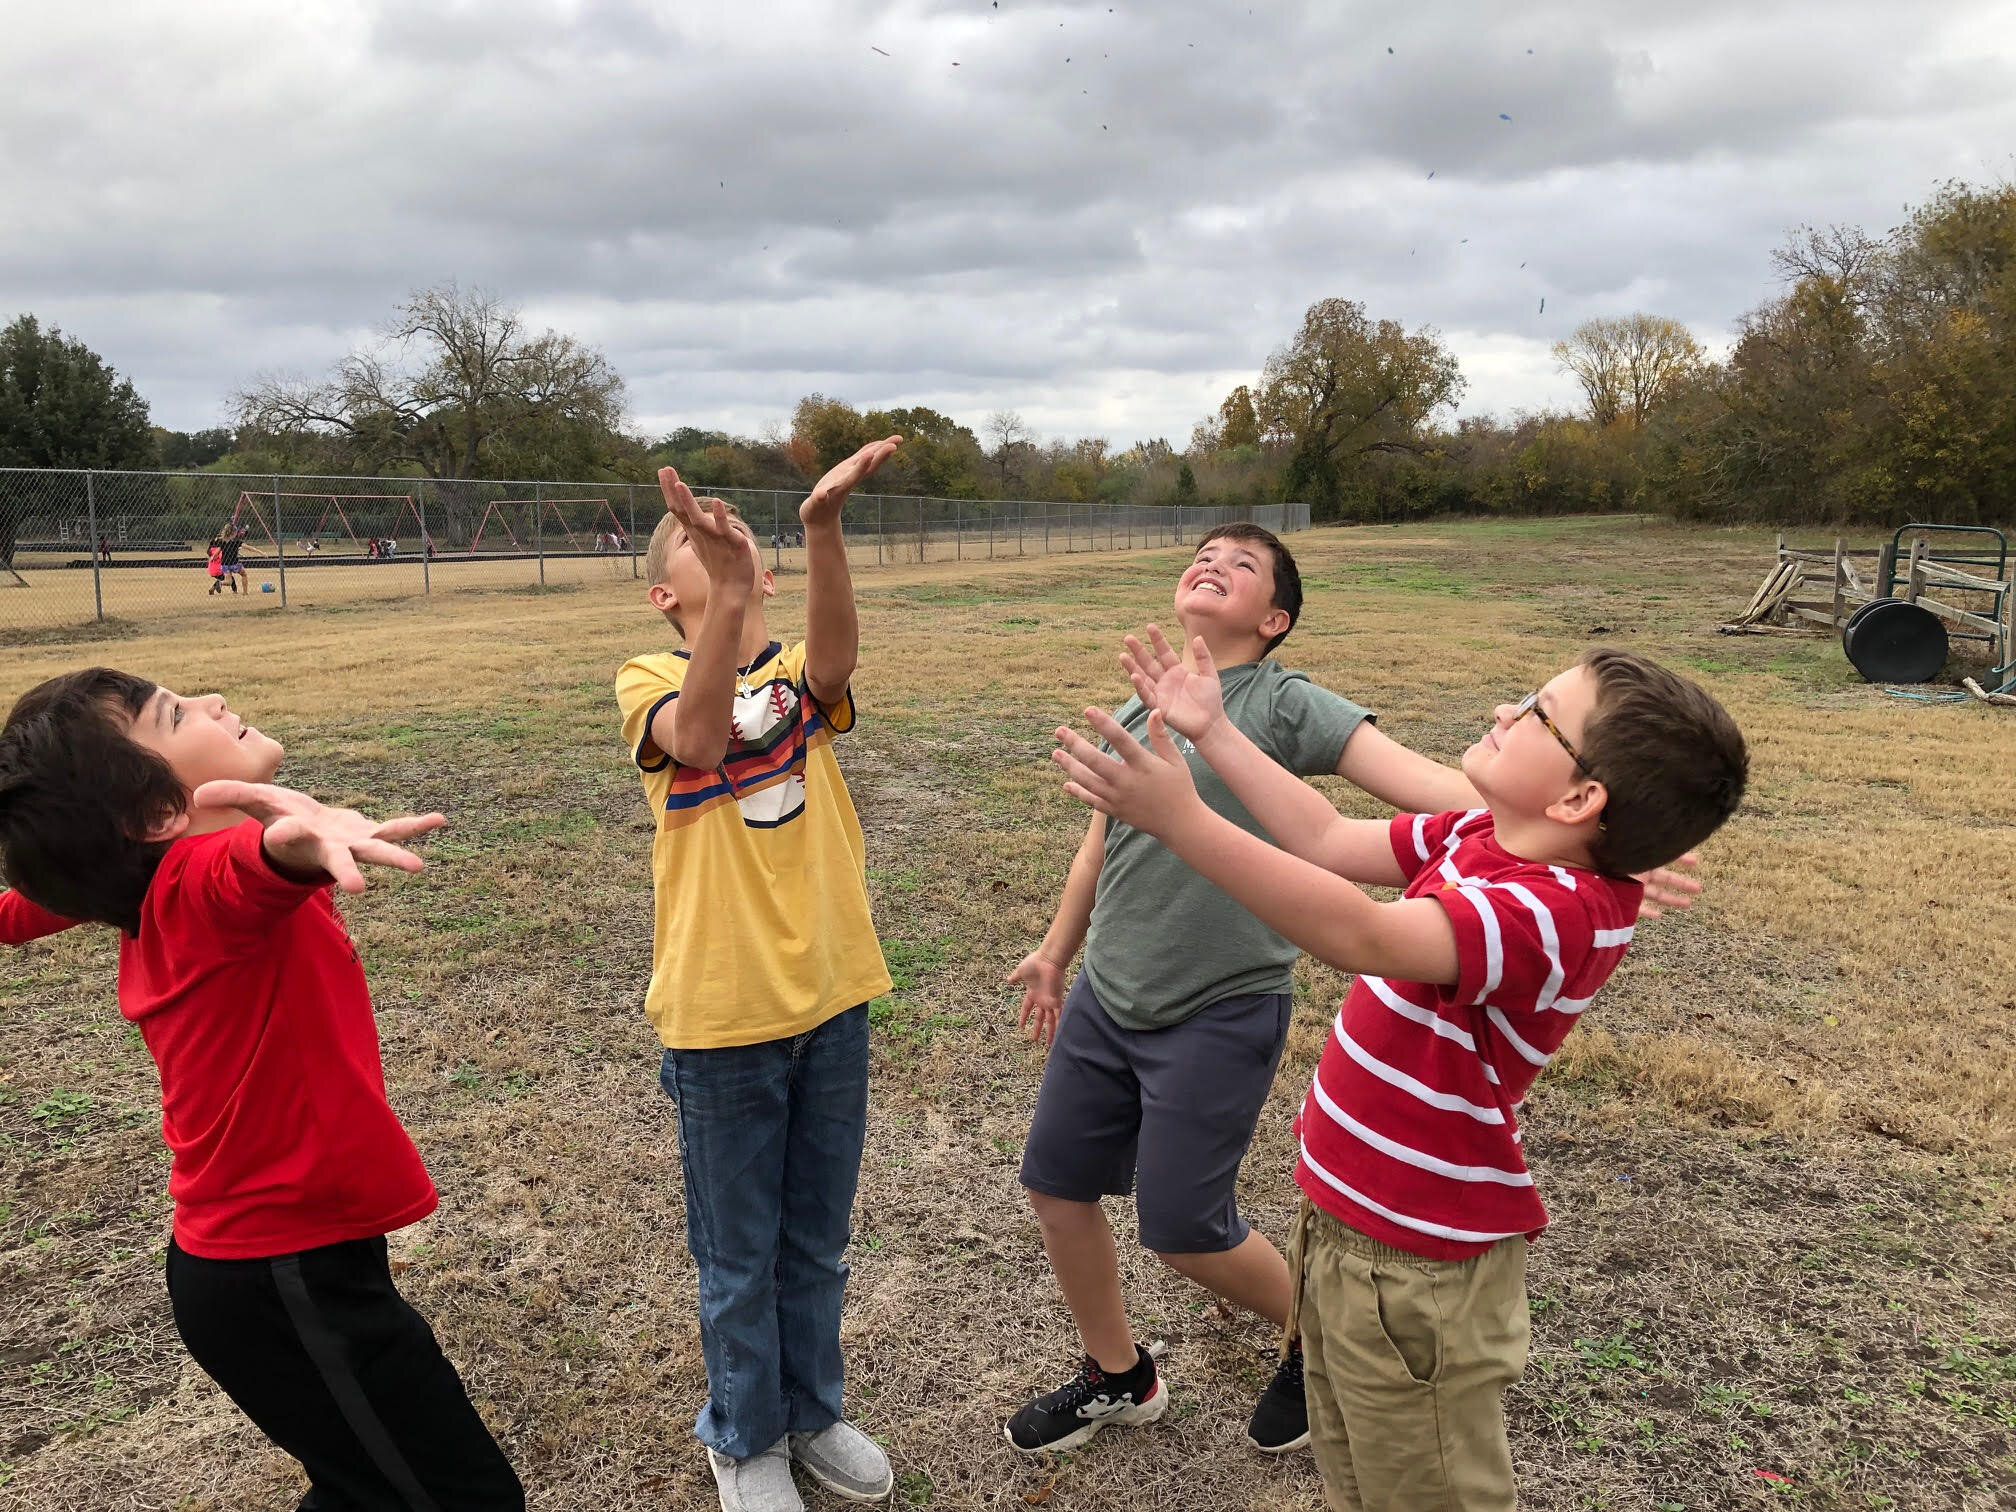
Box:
[616,639,892,1049]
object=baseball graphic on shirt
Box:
[727,678,807,826]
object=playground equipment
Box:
[1725,524,2014,702]
[228,492,423,554]
[466,497,625,554]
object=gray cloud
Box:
[4,0,2013,446]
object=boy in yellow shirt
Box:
[616,441,901,1512]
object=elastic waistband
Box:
[1300,1200,1506,1268]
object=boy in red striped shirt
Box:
[1053,631,1746,1511]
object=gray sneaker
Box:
[708,1439,803,1512]
[788,1421,894,1502]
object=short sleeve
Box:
[1425,873,1597,1070]
[786,640,856,736]
[1268,671,1374,776]
[617,656,685,772]
[1387,809,1480,888]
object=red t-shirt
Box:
[1294,809,1642,1259]
[0,820,436,1258]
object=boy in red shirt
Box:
[1053,630,1746,1511]
[0,668,522,1511]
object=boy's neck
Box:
[1482,805,1601,874]
[687,604,775,668]
[1177,617,1271,672]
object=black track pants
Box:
[165,1235,523,1511]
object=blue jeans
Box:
[659,1004,870,1460]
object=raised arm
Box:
[800,437,901,708]
[1054,711,1459,985]
[1121,628,1403,886]
[648,470,758,772]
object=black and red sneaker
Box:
[1003,1347,1167,1453]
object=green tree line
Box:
[8,179,2012,528]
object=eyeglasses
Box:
[1513,691,1594,778]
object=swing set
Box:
[466,498,626,554]
[227,493,423,554]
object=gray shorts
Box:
[1019,972,1292,1254]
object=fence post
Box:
[876,496,883,567]
[1831,537,1846,629]
[628,486,639,578]
[1018,500,1024,557]
[418,481,431,595]
[955,498,962,561]
[988,502,994,559]
[774,494,782,571]
[273,478,288,607]
[535,482,546,587]
[85,472,104,622]
[1044,505,1050,554]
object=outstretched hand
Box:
[193,781,445,894]
[1119,625,1226,744]
[1053,708,1199,836]
[802,436,902,527]
[1632,852,1703,921]
[658,466,758,595]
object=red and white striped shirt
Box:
[1294,809,1643,1259]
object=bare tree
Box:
[1551,314,1705,429]
[984,409,1035,491]
[235,283,626,478]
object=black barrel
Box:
[1843,599,1949,683]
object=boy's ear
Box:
[646,581,680,616]
[760,567,777,600]
[141,809,193,846]
[1257,605,1290,644]
[1545,778,1607,831]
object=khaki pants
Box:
[1289,1201,1530,1511]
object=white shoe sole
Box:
[1247,1426,1311,1454]
[1003,1379,1171,1456]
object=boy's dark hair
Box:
[1579,649,1747,877]
[0,669,184,934]
[1196,523,1302,655]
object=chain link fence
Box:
[0,467,1309,635]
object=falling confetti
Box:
[1460,238,1469,243]
[1427,170,1435,179]
[1499,113,1512,121]
[1539,297,1546,313]
[1387,46,1394,54]
[870,45,890,56]
[1519,261,1526,268]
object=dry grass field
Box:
[1,516,2012,1511]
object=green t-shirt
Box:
[1081,659,1374,1032]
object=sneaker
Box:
[707,1440,803,1512]
[788,1421,893,1502]
[1246,1341,1308,1454]
[1003,1348,1167,1454]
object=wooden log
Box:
[1905,537,1927,603]
[1909,595,2005,637]
[1914,562,2008,594]
[1788,606,1846,627]
[1832,539,1846,627]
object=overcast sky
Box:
[5,0,2014,449]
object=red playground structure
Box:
[227,493,423,554]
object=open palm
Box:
[1120,625,1225,743]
